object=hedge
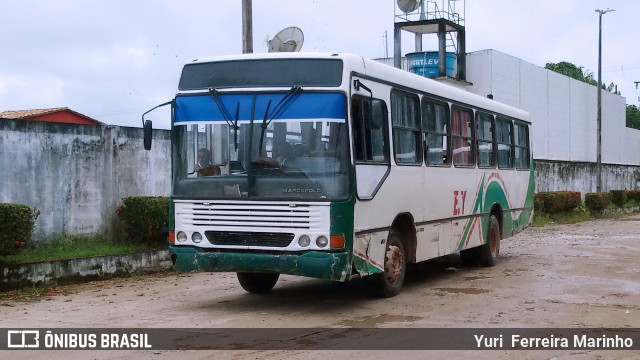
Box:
[117,197,170,244]
[610,190,628,207]
[536,191,581,213]
[627,190,640,203]
[585,192,612,212]
[533,194,544,212]
[561,191,582,211]
[0,204,40,256]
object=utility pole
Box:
[242,0,253,54]
[595,8,614,193]
[384,31,389,58]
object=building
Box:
[376,50,640,194]
[0,107,103,125]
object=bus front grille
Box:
[205,231,294,247]
[174,201,329,231]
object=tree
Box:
[544,62,597,86]
[544,61,619,94]
[627,105,640,130]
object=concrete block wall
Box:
[535,160,640,194]
[0,119,171,243]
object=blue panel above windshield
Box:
[174,92,346,123]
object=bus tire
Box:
[373,231,406,298]
[479,215,501,267]
[460,246,480,267]
[236,272,280,293]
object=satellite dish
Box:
[397,0,420,14]
[268,26,304,52]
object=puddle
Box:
[434,287,490,295]
[336,314,422,328]
[463,276,490,281]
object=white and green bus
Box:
[146,52,534,297]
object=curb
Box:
[0,250,173,291]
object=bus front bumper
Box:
[169,246,352,282]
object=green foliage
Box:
[610,190,628,207]
[533,194,544,212]
[544,61,619,94]
[545,62,597,86]
[585,192,613,212]
[531,203,592,227]
[0,234,164,265]
[0,204,40,256]
[627,190,640,203]
[627,105,640,130]
[117,197,170,244]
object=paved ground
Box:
[2,215,639,359]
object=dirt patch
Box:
[2,215,640,359]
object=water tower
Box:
[394,0,466,82]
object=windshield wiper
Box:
[257,86,303,157]
[209,88,240,151]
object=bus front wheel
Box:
[237,272,280,293]
[373,232,406,298]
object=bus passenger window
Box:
[496,118,514,168]
[452,107,475,167]
[514,123,530,169]
[422,100,450,166]
[391,91,421,165]
[476,113,495,168]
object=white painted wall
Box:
[0,120,171,242]
[465,49,637,166]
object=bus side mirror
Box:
[144,120,153,150]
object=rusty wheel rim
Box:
[385,245,405,284]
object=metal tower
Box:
[394,0,466,80]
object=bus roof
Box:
[185,52,530,124]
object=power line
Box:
[602,63,640,72]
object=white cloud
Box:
[0,74,65,110]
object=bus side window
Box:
[391,91,421,165]
[422,99,450,166]
[352,96,389,163]
[476,112,495,168]
[451,106,475,167]
[496,117,514,168]
[514,122,530,169]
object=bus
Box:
[143,52,534,297]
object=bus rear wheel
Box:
[478,215,500,267]
[460,215,501,267]
[236,272,280,293]
[373,232,406,298]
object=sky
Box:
[1,0,638,129]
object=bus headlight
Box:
[192,232,203,243]
[298,235,311,247]
[176,231,187,243]
[316,236,329,248]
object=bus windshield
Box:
[172,92,350,200]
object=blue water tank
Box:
[406,51,457,78]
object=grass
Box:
[0,285,74,302]
[0,234,166,265]
[532,201,640,227]
[532,204,594,227]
